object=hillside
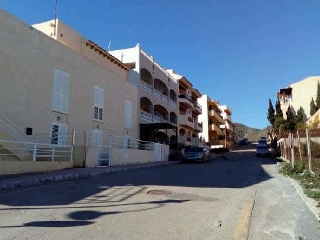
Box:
[234,123,269,141]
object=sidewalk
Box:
[0,161,178,193]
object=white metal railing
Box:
[31,132,74,145]
[140,81,153,94]
[0,112,34,143]
[110,135,155,151]
[140,110,153,121]
[169,99,177,108]
[0,139,73,161]
[153,115,168,123]
[154,88,162,100]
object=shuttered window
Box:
[52,69,69,113]
[51,123,67,146]
[93,86,104,121]
[124,99,132,129]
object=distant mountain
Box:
[234,123,269,141]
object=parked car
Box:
[182,146,211,162]
[258,138,267,146]
[256,145,269,157]
[239,138,249,145]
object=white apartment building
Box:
[110,45,179,146]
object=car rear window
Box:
[185,147,203,152]
[257,146,267,149]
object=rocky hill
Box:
[234,123,269,141]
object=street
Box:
[0,145,319,240]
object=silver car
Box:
[256,145,269,157]
[182,147,211,162]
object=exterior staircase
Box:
[0,112,34,160]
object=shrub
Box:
[280,163,294,177]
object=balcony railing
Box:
[140,110,153,121]
[153,115,168,123]
[140,110,177,126]
[140,83,177,108]
[140,81,153,94]
[169,99,177,108]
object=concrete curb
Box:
[276,161,320,222]
[0,161,179,193]
[288,178,320,222]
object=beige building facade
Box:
[219,104,236,149]
[167,70,203,147]
[0,10,140,172]
[278,76,320,121]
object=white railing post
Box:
[52,147,55,161]
[70,146,73,162]
[32,144,37,161]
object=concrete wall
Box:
[0,10,139,171]
[0,160,73,175]
[111,148,155,166]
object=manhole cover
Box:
[147,189,171,195]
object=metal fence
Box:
[109,135,155,151]
[0,139,73,162]
[278,129,320,173]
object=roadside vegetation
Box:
[267,83,320,207]
[279,160,320,207]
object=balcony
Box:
[178,94,193,108]
[194,121,203,132]
[209,124,222,135]
[208,110,223,123]
[178,114,194,129]
[169,99,177,108]
[225,115,232,123]
[193,102,202,114]
[140,110,152,122]
[140,83,177,109]
[153,115,168,124]
[140,81,153,94]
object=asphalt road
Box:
[0,144,319,240]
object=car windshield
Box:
[185,147,203,152]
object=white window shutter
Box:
[93,86,104,121]
[52,69,69,113]
[61,72,69,113]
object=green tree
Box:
[310,97,317,116]
[267,99,275,125]
[283,106,296,131]
[296,106,306,130]
[275,99,283,118]
[273,99,284,133]
[316,81,320,110]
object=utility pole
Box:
[53,0,58,36]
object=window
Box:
[124,99,132,129]
[51,123,67,145]
[93,86,104,121]
[52,69,69,113]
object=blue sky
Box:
[1,0,320,129]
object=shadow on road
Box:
[0,144,275,209]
